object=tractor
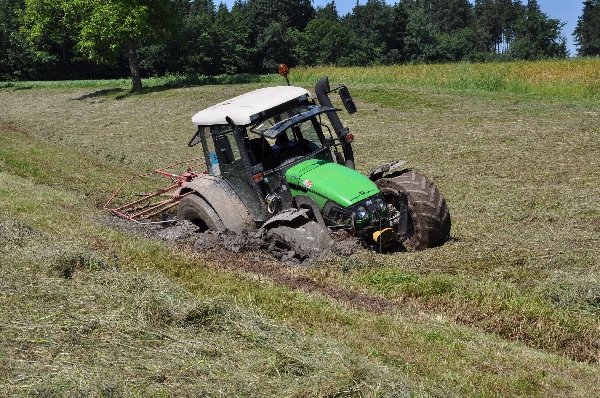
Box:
[172,65,451,258]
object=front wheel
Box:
[376,170,451,251]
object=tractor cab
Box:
[188,84,359,223]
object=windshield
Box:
[247,105,333,171]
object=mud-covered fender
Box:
[181,176,255,234]
[367,160,408,181]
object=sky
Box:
[221,0,582,56]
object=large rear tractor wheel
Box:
[376,170,451,251]
[177,194,225,232]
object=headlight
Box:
[374,197,385,209]
[356,206,369,219]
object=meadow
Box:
[1,58,599,396]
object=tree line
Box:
[1,0,598,88]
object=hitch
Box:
[104,158,206,223]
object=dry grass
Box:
[293,58,600,97]
[2,61,600,396]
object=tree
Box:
[213,3,255,74]
[21,0,185,90]
[438,28,481,62]
[1,0,53,80]
[343,0,400,64]
[474,0,500,52]
[573,0,600,56]
[403,6,439,63]
[418,0,473,34]
[180,0,220,75]
[474,0,523,55]
[237,0,316,72]
[292,18,354,65]
[509,0,567,59]
[315,1,339,21]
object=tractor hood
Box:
[285,159,380,208]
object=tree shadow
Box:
[114,73,264,100]
[72,88,125,101]
[69,74,264,101]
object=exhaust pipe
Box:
[315,77,355,170]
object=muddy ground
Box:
[105,216,365,264]
[101,216,396,314]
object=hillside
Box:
[1,62,600,396]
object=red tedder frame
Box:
[104,158,207,223]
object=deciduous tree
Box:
[1,0,52,80]
[21,0,185,90]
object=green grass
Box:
[2,61,600,396]
[0,73,273,91]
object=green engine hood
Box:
[285,159,380,209]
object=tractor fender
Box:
[294,194,326,228]
[367,160,408,181]
[181,176,255,234]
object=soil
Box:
[262,219,333,265]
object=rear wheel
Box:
[376,170,451,251]
[177,194,225,232]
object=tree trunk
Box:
[128,38,142,92]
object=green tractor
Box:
[177,67,451,260]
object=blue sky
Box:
[221,0,581,56]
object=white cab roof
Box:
[192,86,310,128]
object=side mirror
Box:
[339,86,357,114]
[188,129,202,147]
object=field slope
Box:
[1,61,600,396]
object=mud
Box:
[156,220,199,241]
[200,246,396,314]
[102,215,351,266]
[97,216,400,314]
[98,216,392,314]
[263,219,332,265]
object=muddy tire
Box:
[180,176,256,234]
[177,194,225,232]
[376,170,451,251]
[265,219,332,264]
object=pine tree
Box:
[574,0,600,56]
[509,0,567,59]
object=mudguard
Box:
[367,160,408,181]
[182,176,256,234]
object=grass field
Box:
[1,59,600,396]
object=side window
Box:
[213,134,235,164]
[200,127,219,176]
[202,127,242,176]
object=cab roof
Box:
[191,86,311,128]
